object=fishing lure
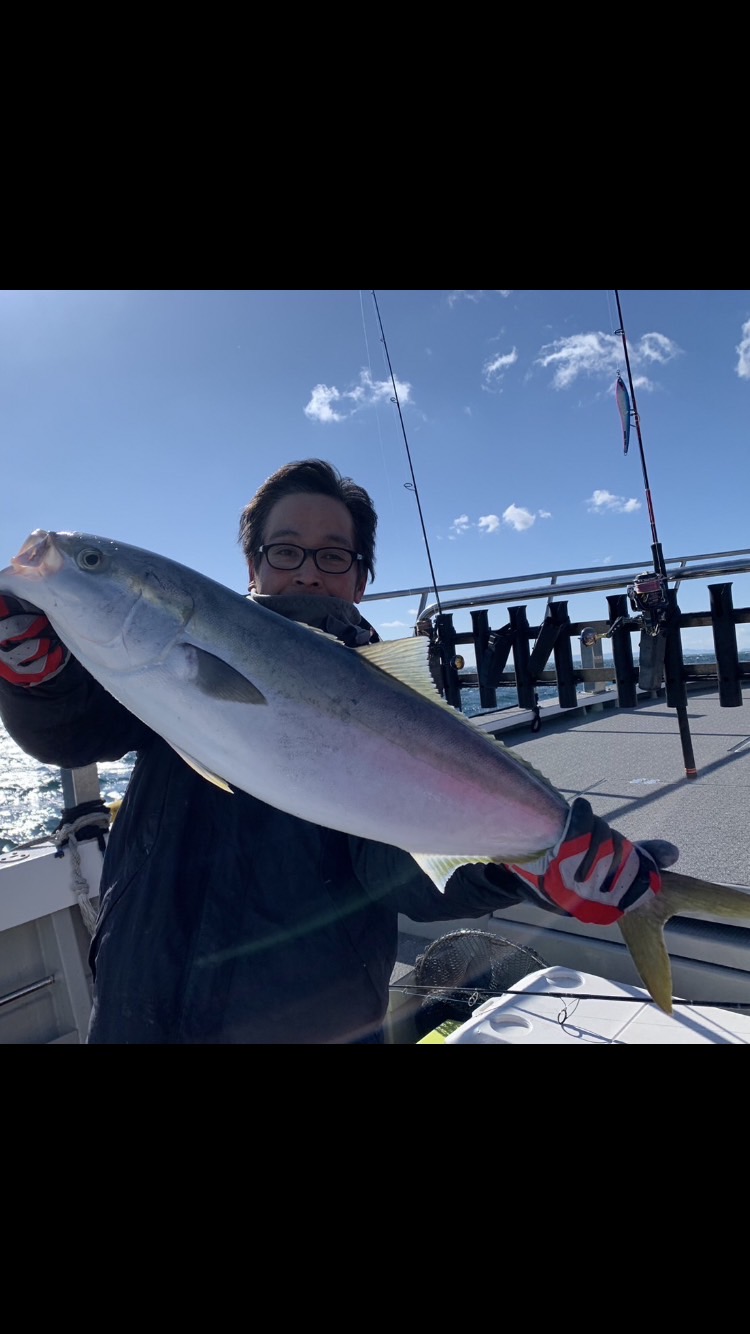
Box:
[615,373,631,454]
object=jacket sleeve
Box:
[0,653,152,767]
[349,838,540,922]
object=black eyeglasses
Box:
[258,543,363,574]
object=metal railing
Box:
[362,548,750,620]
[362,547,750,716]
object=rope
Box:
[52,806,110,936]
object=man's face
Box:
[249,493,366,602]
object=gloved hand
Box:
[507,796,679,926]
[0,594,70,687]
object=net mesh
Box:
[412,929,548,1038]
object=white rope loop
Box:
[53,812,109,935]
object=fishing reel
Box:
[580,570,670,650]
[626,571,670,638]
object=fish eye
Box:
[76,547,103,570]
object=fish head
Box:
[2,530,196,670]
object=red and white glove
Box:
[0,594,70,687]
[508,797,679,926]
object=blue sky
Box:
[2,289,749,653]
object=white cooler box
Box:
[444,966,750,1045]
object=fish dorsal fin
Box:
[355,636,448,703]
[169,741,234,793]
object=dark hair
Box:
[238,459,377,584]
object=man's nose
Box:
[293,553,321,581]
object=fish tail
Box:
[618,871,750,1015]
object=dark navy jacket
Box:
[0,598,529,1044]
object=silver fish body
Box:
[0,530,568,867]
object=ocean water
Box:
[0,655,733,853]
[0,735,135,854]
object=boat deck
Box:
[481,682,750,887]
[391,682,750,1036]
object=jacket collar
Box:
[249,593,379,646]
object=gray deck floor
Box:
[395,682,750,979]
[496,682,750,887]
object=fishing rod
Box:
[370,290,443,618]
[614,289,667,582]
[613,290,697,780]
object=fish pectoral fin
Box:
[412,852,494,893]
[187,646,267,704]
[169,742,234,793]
[617,906,674,1015]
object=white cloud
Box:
[447,290,512,307]
[503,503,536,532]
[446,507,557,535]
[482,347,518,389]
[736,319,750,380]
[449,514,471,539]
[448,505,551,538]
[304,368,411,423]
[304,383,344,423]
[639,332,679,364]
[535,330,682,390]
[587,489,642,515]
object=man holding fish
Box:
[1,458,740,1041]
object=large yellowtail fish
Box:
[3,529,750,1015]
